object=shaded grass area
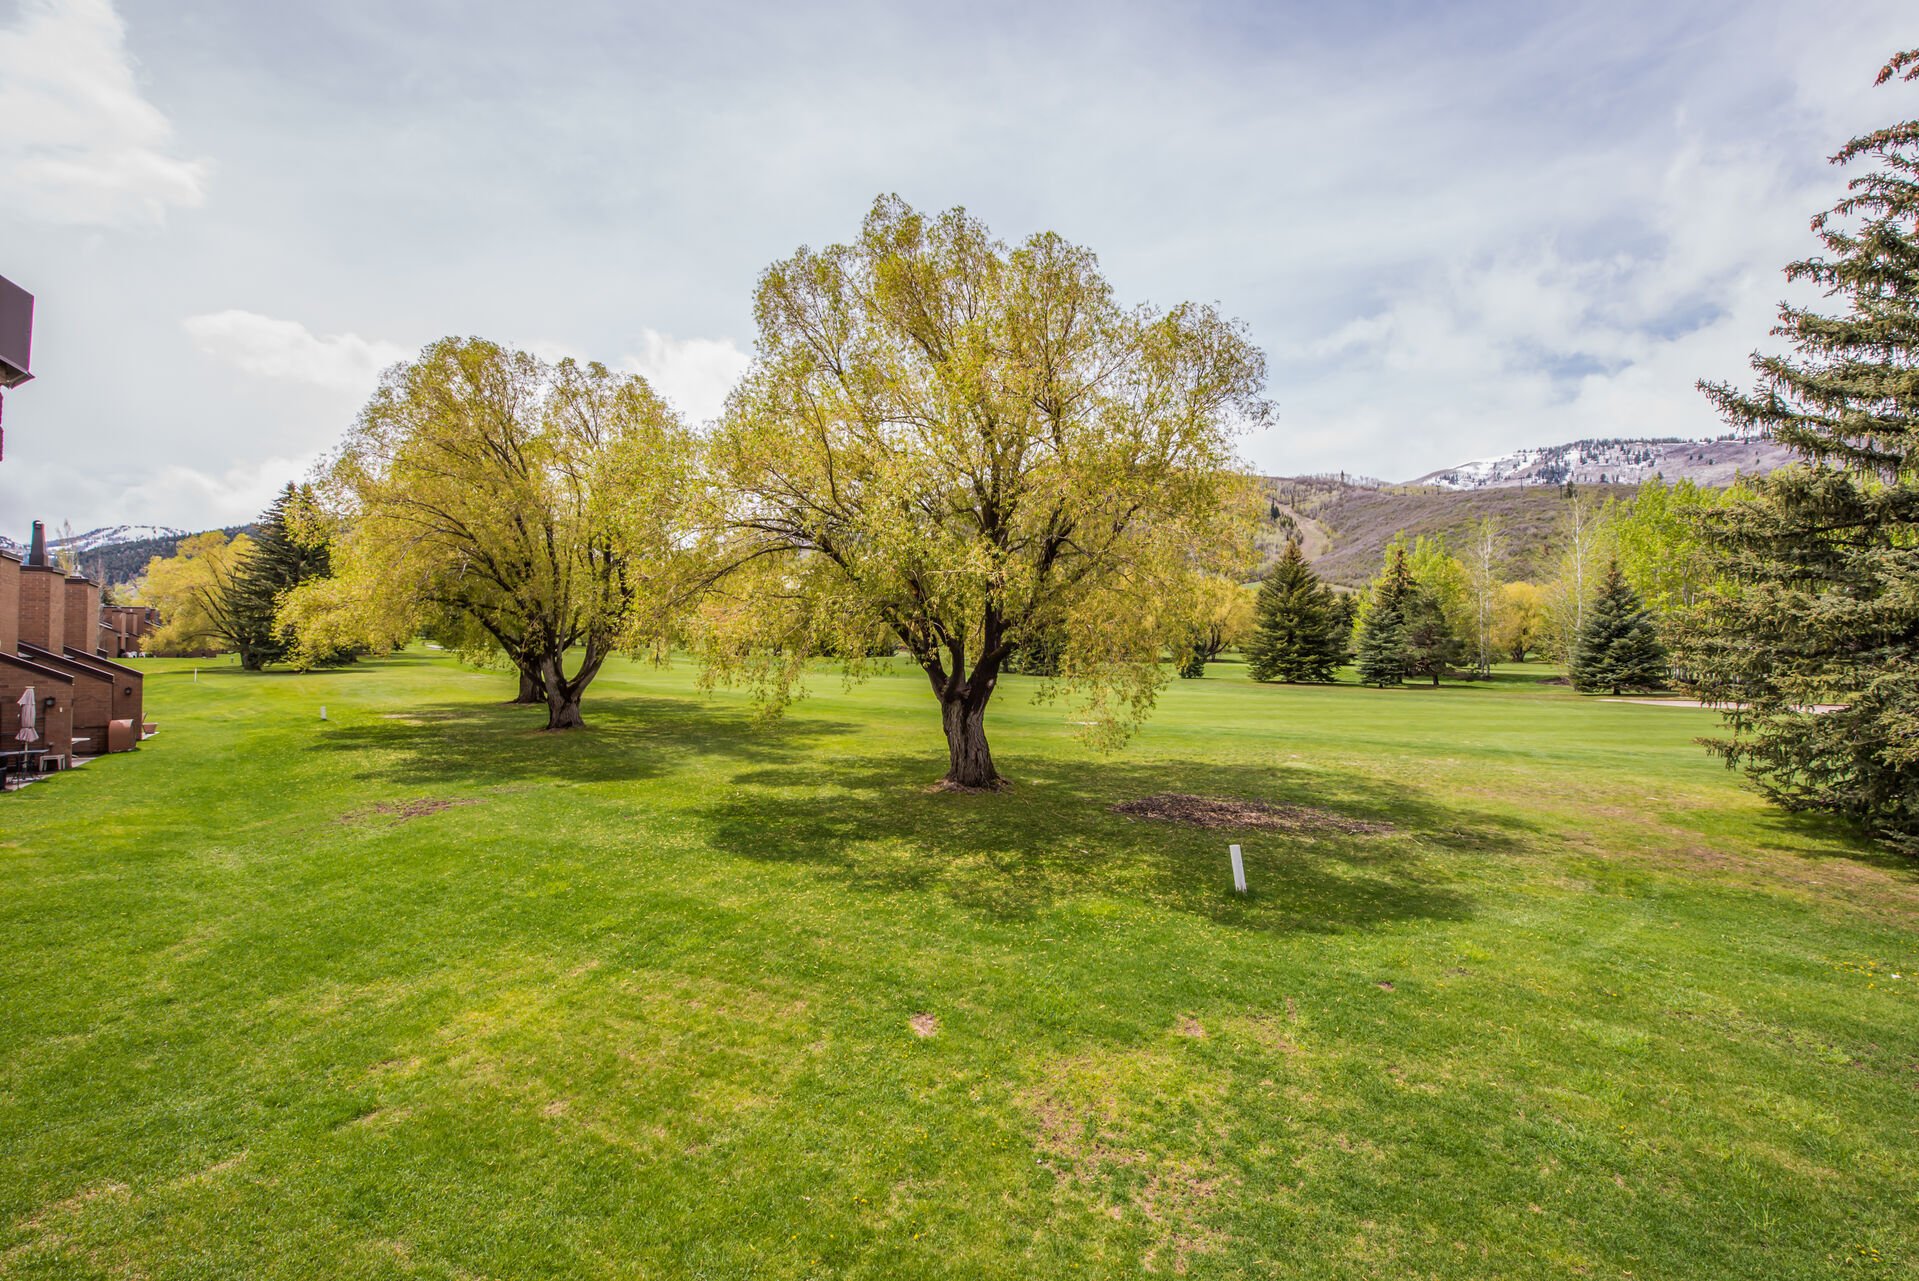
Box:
[2,652,1915,1278]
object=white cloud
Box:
[622,329,752,425]
[183,310,410,391]
[0,449,320,537]
[7,0,1912,527]
[530,331,752,424]
[1249,125,1839,481]
[116,451,325,527]
[0,0,208,227]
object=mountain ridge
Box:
[1408,435,1793,490]
[0,524,188,556]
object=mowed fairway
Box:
[3,653,1915,1279]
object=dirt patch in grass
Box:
[17,1182,130,1233]
[1024,1049,1236,1274]
[909,1012,939,1038]
[1112,793,1392,835]
[1220,1013,1299,1057]
[341,797,482,825]
[441,967,819,1161]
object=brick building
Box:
[100,605,159,658]
[0,522,147,770]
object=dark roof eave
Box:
[0,652,76,684]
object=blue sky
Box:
[0,0,1908,530]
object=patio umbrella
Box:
[16,687,37,743]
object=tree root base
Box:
[928,777,1011,794]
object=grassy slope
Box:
[1304,484,1641,587]
[2,653,1915,1279]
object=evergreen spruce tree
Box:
[1328,591,1360,665]
[1355,546,1414,687]
[1680,51,1919,848]
[1570,561,1666,694]
[1403,587,1466,686]
[230,483,343,670]
[1246,539,1341,682]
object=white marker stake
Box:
[319,705,327,721]
[1229,843,1247,894]
[192,668,198,682]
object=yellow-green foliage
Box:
[699,196,1269,754]
[1492,580,1545,661]
[282,338,702,722]
[1608,477,1735,614]
[139,530,257,657]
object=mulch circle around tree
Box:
[1111,793,1392,835]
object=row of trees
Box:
[1234,498,1680,694]
[187,197,1269,790]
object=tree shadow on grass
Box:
[699,753,1533,935]
[307,690,857,792]
[301,666,1529,936]
[1740,808,1919,881]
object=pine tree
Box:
[1246,539,1341,682]
[230,484,343,670]
[1680,51,1919,849]
[1355,546,1414,687]
[1570,561,1666,694]
[1403,587,1465,686]
[1328,591,1359,664]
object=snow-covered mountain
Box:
[56,525,189,552]
[1408,436,1796,490]
[0,524,188,556]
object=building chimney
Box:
[17,517,64,651]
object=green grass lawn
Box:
[3,651,1915,1279]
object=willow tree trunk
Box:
[941,692,999,788]
[538,656,587,730]
[512,667,541,704]
[539,643,609,731]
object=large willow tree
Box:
[290,338,699,729]
[703,197,1268,788]
[1682,51,1919,847]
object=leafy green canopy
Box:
[1246,539,1342,683]
[1682,51,1919,847]
[701,196,1268,784]
[139,531,258,659]
[1609,478,1733,616]
[289,338,701,729]
[1175,575,1255,679]
[1570,561,1667,695]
